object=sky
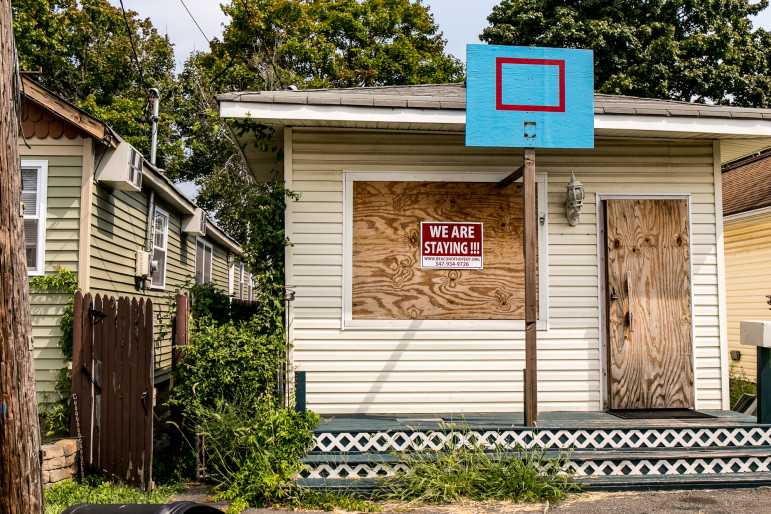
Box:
[111,0,771,199]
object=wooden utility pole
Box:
[523,148,538,426]
[0,0,45,511]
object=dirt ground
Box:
[174,484,771,513]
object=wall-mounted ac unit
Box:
[95,143,143,191]
[182,208,207,237]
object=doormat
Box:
[609,409,715,420]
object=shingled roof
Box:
[217,83,771,120]
[723,153,771,216]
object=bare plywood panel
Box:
[352,181,534,320]
[606,199,694,409]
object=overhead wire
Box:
[178,0,210,44]
[118,0,148,91]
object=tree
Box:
[481,0,771,107]
[1,0,44,511]
[170,0,463,273]
[12,0,180,166]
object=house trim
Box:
[79,138,94,290]
[21,159,48,276]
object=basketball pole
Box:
[523,147,538,427]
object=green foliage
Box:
[188,395,319,508]
[44,476,181,514]
[729,361,757,408]
[42,401,71,437]
[482,0,771,107]
[12,0,180,166]
[380,426,578,504]
[189,282,232,324]
[170,317,287,410]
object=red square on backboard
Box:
[496,58,566,112]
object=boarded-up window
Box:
[21,161,47,275]
[150,207,168,289]
[195,238,213,283]
[352,181,534,320]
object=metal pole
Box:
[148,88,160,165]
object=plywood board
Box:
[605,199,694,409]
[352,181,535,319]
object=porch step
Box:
[296,472,771,493]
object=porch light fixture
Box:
[566,172,584,226]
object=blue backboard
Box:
[466,45,594,149]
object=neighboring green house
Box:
[20,78,244,393]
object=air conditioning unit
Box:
[182,208,207,237]
[135,250,153,277]
[95,143,143,191]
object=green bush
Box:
[188,394,319,507]
[169,317,286,409]
[380,427,578,504]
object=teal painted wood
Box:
[466,45,594,149]
[759,347,771,424]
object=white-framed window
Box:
[342,170,549,331]
[248,273,254,301]
[21,160,48,275]
[239,262,245,299]
[150,206,169,289]
[195,238,213,284]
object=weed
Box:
[729,361,757,409]
[44,476,182,514]
[379,426,578,504]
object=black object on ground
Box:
[608,409,715,420]
[62,501,223,514]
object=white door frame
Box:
[596,194,697,411]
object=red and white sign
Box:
[420,222,483,269]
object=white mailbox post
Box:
[740,321,771,423]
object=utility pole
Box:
[0,1,45,512]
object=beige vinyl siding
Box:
[288,130,723,414]
[21,138,84,394]
[723,214,771,382]
[211,244,229,288]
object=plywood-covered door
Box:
[605,199,694,409]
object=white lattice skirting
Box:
[313,427,771,453]
[301,456,771,480]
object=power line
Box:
[118,0,147,90]
[178,0,210,44]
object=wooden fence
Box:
[70,292,154,489]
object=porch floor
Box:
[314,410,762,433]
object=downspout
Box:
[144,88,160,257]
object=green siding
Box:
[26,153,83,395]
[90,187,234,382]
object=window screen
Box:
[195,239,213,284]
[150,207,168,289]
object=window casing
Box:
[150,207,169,289]
[195,238,213,284]
[342,170,549,330]
[21,160,48,275]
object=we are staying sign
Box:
[466,45,594,149]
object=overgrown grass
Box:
[729,362,757,409]
[44,476,183,514]
[379,427,579,504]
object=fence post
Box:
[70,291,83,438]
[173,293,188,371]
[295,371,306,414]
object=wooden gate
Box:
[605,199,694,410]
[70,292,154,489]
